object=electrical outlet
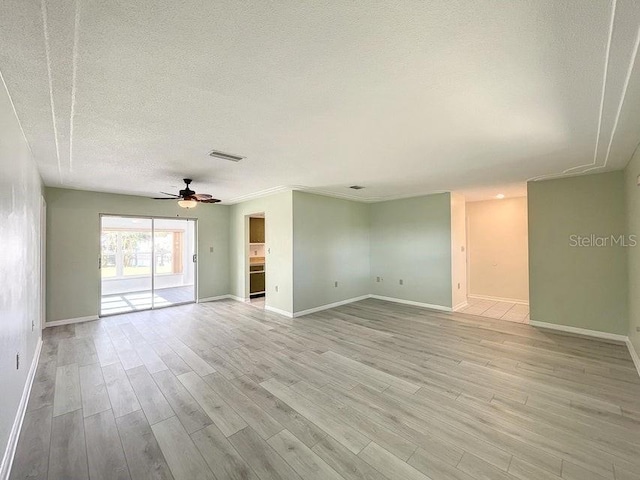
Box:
[637,326,640,332]
[399,279,403,285]
[209,246,214,253]
[376,276,380,282]
[458,283,461,289]
[334,281,338,287]
[16,353,19,370]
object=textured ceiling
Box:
[1,0,640,203]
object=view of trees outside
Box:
[101,230,175,278]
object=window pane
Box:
[121,231,152,276]
[154,231,173,274]
[101,231,117,278]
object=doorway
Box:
[461,196,530,323]
[100,215,197,315]
[247,213,265,309]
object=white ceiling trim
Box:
[0,68,34,159]
[529,0,617,183]
[40,0,62,183]
[68,0,80,173]
[590,26,640,174]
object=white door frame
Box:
[98,214,198,316]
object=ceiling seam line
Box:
[0,68,36,159]
[527,0,617,182]
[69,0,80,173]
[562,0,617,174]
[40,0,63,184]
[583,25,640,174]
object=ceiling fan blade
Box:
[196,198,221,203]
[152,197,179,200]
[193,193,213,200]
[160,192,181,197]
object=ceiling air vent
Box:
[208,149,245,162]
[349,185,365,190]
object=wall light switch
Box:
[209,246,214,253]
[376,276,380,282]
[399,279,404,285]
[334,281,338,287]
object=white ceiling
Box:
[2,0,640,203]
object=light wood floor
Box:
[11,298,640,480]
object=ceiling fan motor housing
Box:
[180,179,195,198]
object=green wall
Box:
[370,193,453,308]
[45,187,230,322]
[229,191,293,314]
[292,191,370,313]
[528,172,628,334]
[625,150,640,355]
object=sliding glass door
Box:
[100,215,196,315]
[152,218,196,308]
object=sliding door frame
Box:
[98,213,198,317]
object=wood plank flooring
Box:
[10,298,640,480]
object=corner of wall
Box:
[625,146,640,363]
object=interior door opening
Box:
[100,215,197,316]
[247,213,265,309]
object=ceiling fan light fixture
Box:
[178,199,198,209]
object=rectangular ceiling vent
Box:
[208,149,245,162]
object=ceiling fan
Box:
[153,179,221,208]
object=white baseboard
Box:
[626,339,640,378]
[529,320,628,343]
[264,305,294,318]
[468,294,529,305]
[369,295,452,312]
[45,315,99,328]
[1,338,42,480]
[227,295,248,302]
[198,295,232,303]
[453,301,468,312]
[293,295,370,318]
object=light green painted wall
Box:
[370,193,453,308]
[229,191,293,314]
[528,172,628,334]
[292,191,370,313]
[625,150,640,355]
[45,187,230,322]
